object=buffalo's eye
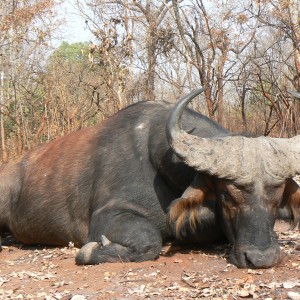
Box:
[221,191,232,201]
[222,190,241,210]
[221,190,233,204]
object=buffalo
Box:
[0,88,299,268]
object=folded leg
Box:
[76,212,162,265]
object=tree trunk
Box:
[144,16,157,102]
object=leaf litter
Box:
[0,221,299,299]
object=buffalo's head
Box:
[166,88,300,268]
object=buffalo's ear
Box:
[282,178,300,230]
[167,174,216,240]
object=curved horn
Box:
[167,89,300,183]
[166,88,205,144]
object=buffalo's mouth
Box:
[229,242,281,268]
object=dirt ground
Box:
[0,221,299,300]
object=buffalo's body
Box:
[0,90,299,268]
[0,100,226,262]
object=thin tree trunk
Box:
[0,70,8,161]
[144,18,157,101]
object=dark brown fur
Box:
[168,175,217,239]
[169,197,205,237]
[283,179,300,230]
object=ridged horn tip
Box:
[166,88,204,145]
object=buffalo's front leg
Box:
[75,212,162,265]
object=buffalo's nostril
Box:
[243,246,280,269]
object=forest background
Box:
[1,0,300,162]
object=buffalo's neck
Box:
[150,146,196,196]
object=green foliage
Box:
[51,41,90,62]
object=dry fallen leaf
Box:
[283,281,300,289]
[174,259,183,263]
[128,284,146,295]
[70,296,87,300]
[238,289,250,297]
[288,291,300,300]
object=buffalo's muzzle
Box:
[231,243,281,268]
